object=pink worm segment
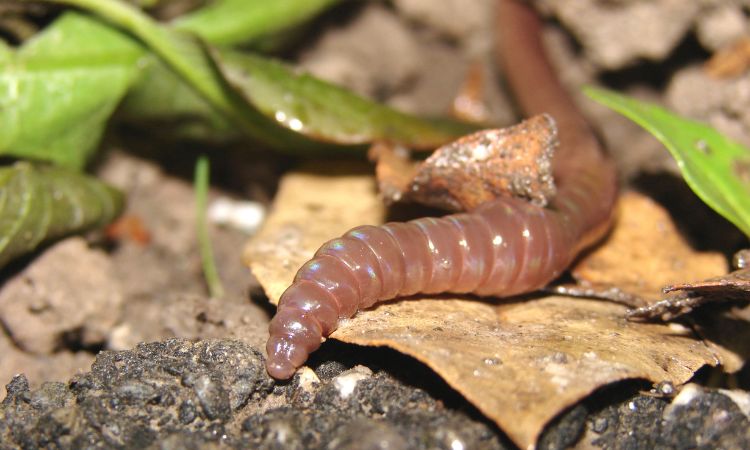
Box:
[265,0,618,380]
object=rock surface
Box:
[2,339,749,449]
[0,339,511,449]
[0,238,122,355]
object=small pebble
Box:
[208,198,265,234]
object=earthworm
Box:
[265,0,618,380]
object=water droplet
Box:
[656,381,675,395]
[288,118,303,131]
[695,139,711,154]
[733,249,750,269]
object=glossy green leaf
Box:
[0,162,124,269]
[124,0,342,139]
[0,12,142,169]
[173,0,340,47]
[43,0,321,148]
[216,50,479,149]
[585,86,750,237]
[41,0,477,150]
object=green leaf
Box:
[216,50,479,149]
[173,0,341,47]
[40,0,477,151]
[0,12,142,169]
[0,162,124,269]
[41,0,300,148]
[585,86,750,237]
[118,56,242,142]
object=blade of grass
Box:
[194,155,224,299]
[585,86,750,237]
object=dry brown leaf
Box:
[629,265,750,320]
[562,192,746,373]
[557,193,748,370]
[334,297,717,448]
[244,167,725,450]
[665,267,750,296]
[566,191,728,305]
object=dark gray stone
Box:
[588,387,750,450]
[0,339,509,449]
[2,339,747,450]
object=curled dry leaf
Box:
[244,167,727,450]
[372,114,556,211]
[632,263,750,323]
[665,267,750,297]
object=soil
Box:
[2,1,750,449]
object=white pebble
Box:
[208,198,265,234]
[333,366,373,399]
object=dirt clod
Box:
[0,237,122,355]
[373,114,557,211]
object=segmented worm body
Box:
[265,0,618,380]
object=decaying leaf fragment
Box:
[625,267,750,321]
[244,167,728,450]
[666,251,750,296]
[372,114,556,211]
[627,262,750,322]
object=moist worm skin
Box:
[265,0,618,380]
